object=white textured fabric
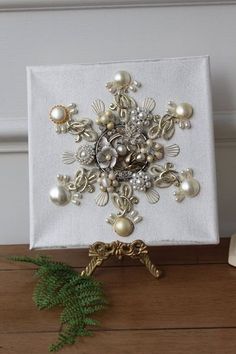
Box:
[27,56,219,249]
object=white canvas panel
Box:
[27,56,219,248]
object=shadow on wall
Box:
[215,144,236,237]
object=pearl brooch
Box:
[129,97,156,129]
[106,70,141,94]
[50,103,77,125]
[167,101,193,129]
[62,145,95,165]
[130,171,152,192]
[174,169,200,202]
[49,103,98,142]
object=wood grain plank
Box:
[1,264,236,333]
[0,238,229,270]
[0,270,60,333]
[1,328,236,354]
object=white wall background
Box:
[0,0,236,244]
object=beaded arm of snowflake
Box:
[49,70,200,237]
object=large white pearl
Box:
[114,71,131,88]
[49,186,70,206]
[50,106,67,123]
[101,177,111,188]
[116,144,127,156]
[113,217,134,237]
[176,103,193,119]
[181,179,200,197]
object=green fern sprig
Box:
[9,255,107,352]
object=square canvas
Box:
[27,56,219,249]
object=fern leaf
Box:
[9,255,107,352]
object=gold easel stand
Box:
[81,240,161,278]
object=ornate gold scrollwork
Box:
[109,92,137,121]
[81,240,161,278]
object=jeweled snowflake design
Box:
[49,70,200,237]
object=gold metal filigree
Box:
[109,92,137,121]
[81,240,161,278]
[148,114,175,140]
[68,168,99,193]
[148,163,180,188]
[112,183,139,216]
[68,118,98,142]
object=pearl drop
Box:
[49,186,70,206]
[136,153,145,162]
[113,217,134,237]
[139,112,145,119]
[114,71,131,88]
[108,172,116,180]
[129,85,136,92]
[100,114,109,125]
[105,154,112,161]
[181,179,200,197]
[80,151,87,158]
[147,155,154,163]
[50,106,67,123]
[105,110,114,119]
[117,144,127,156]
[102,177,111,188]
[141,147,147,154]
[107,122,115,130]
[176,103,193,119]
[112,180,119,187]
[133,80,141,87]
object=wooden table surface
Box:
[0,239,236,354]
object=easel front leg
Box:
[81,257,104,276]
[139,253,162,278]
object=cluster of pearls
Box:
[136,139,164,164]
[97,172,119,193]
[130,107,153,129]
[106,71,141,94]
[76,145,95,165]
[130,171,152,191]
[136,139,164,163]
[96,110,116,131]
[167,101,193,129]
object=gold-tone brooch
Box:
[49,70,200,238]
